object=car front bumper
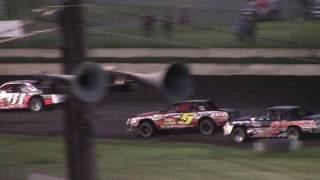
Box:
[223,122,233,135]
[303,128,320,134]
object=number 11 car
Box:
[126,99,240,137]
[0,80,65,112]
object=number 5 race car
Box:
[0,80,65,112]
[224,106,320,143]
[127,99,240,137]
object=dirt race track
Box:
[1,75,320,149]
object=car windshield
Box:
[0,84,20,92]
[0,84,10,91]
[257,110,270,118]
[295,108,314,117]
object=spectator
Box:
[178,3,191,25]
[163,12,175,38]
[247,0,258,11]
[269,0,281,19]
[142,14,156,36]
[246,11,257,43]
[257,0,270,20]
[299,0,312,18]
[235,10,257,43]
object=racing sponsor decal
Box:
[210,112,229,121]
[153,114,163,121]
[163,118,176,126]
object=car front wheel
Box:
[231,127,248,143]
[138,121,155,138]
[287,127,302,141]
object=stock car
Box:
[224,106,320,143]
[0,80,65,112]
[109,72,137,91]
[126,99,240,137]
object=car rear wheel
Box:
[231,127,248,143]
[287,127,302,141]
[138,121,155,138]
[29,97,43,112]
[199,119,216,135]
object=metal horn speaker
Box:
[111,63,193,102]
[45,62,107,103]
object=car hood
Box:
[231,116,252,122]
[228,116,253,126]
[136,111,161,117]
[303,114,320,120]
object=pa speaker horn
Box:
[108,63,193,102]
[44,62,107,103]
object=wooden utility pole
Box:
[58,0,96,180]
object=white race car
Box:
[0,80,65,112]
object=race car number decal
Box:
[8,93,26,105]
[180,113,196,124]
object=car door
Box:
[269,110,288,137]
[252,109,276,137]
[256,110,287,137]
[1,84,19,106]
[5,84,28,107]
[0,84,12,107]
[161,102,195,128]
[175,102,197,127]
[160,104,181,128]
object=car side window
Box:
[177,103,192,113]
[0,84,12,92]
[273,110,287,121]
[288,109,302,120]
[257,110,270,119]
[18,84,30,93]
[206,101,218,110]
[257,110,277,121]
[195,102,206,111]
[197,105,206,111]
[11,84,23,93]
[5,85,15,93]
[289,108,315,120]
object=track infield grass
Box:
[0,135,320,180]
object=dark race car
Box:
[224,106,320,143]
[0,80,65,112]
[109,73,137,91]
[127,99,240,137]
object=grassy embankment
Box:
[1,2,320,48]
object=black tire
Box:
[138,121,155,138]
[29,97,43,112]
[199,119,216,135]
[231,127,248,143]
[287,127,302,141]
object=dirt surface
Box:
[1,75,320,149]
